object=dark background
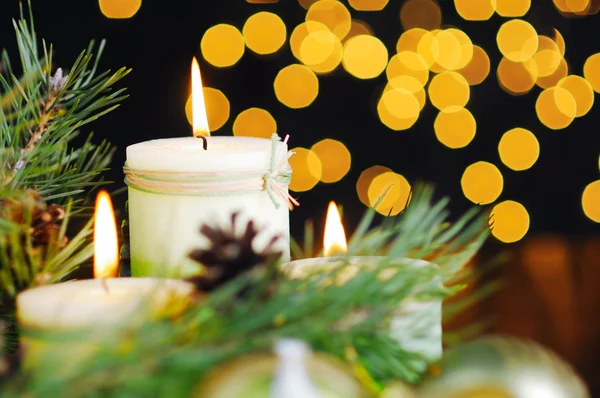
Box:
[2,0,600,394]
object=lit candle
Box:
[16,191,194,363]
[124,58,294,277]
[284,202,443,362]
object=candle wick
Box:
[196,135,208,150]
[101,278,110,294]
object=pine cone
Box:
[186,212,282,292]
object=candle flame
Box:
[323,201,348,257]
[191,57,210,137]
[94,191,119,278]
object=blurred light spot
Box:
[233,108,277,138]
[386,52,429,88]
[385,76,427,110]
[454,0,496,20]
[99,0,141,18]
[349,0,389,11]
[289,147,322,192]
[536,57,568,89]
[498,127,539,171]
[298,0,320,9]
[274,64,319,109]
[428,71,470,111]
[309,35,343,74]
[343,35,388,79]
[368,172,411,216]
[496,0,531,16]
[306,0,351,40]
[490,200,530,243]
[554,29,566,57]
[396,28,428,53]
[201,24,245,68]
[243,12,287,55]
[583,53,600,93]
[497,19,538,63]
[536,87,576,130]
[457,45,490,85]
[554,0,592,13]
[300,30,338,67]
[433,30,462,70]
[185,88,230,132]
[400,0,442,31]
[557,75,594,117]
[416,30,440,68]
[290,21,329,62]
[343,20,374,43]
[357,166,391,206]
[377,96,419,131]
[448,28,474,70]
[582,180,600,222]
[497,57,537,95]
[525,36,562,79]
[434,107,476,149]
[311,139,351,183]
[461,161,504,204]
[381,87,420,120]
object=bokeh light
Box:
[289,147,322,192]
[233,108,277,138]
[496,0,531,16]
[343,35,388,79]
[428,71,470,111]
[448,28,474,70]
[583,53,600,93]
[387,52,430,87]
[274,64,319,109]
[349,0,389,11]
[243,12,287,55]
[457,45,490,85]
[554,29,566,57]
[490,200,530,243]
[553,0,592,13]
[525,36,562,78]
[185,88,230,132]
[201,24,245,68]
[396,28,428,53]
[290,21,328,62]
[386,76,427,110]
[432,30,462,70]
[536,87,576,130]
[99,0,141,19]
[496,19,538,63]
[377,95,419,131]
[311,139,352,183]
[302,31,343,74]
[368,171,412,216]
[557,75,595,117]
[582,180,600,222]
[536,57,568,89]
[306,0,351,40]
[343,20,374,43]
[461,161,504,204]
[400,0,442,31]
[298,0,320,10]
[454,0,496,21]
[380,87,421,121]
[498,128,540,171]
[434,107,476,149]
[357,165,391,206]
[497,57,537,95]
[416,30,439,68]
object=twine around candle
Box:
[123,134,299,210]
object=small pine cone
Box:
[30,203,67,248]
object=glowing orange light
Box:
[94,191,119,279]
[323,201,348,256]
[191,58,210,137]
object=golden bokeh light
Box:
[306,0,351,40]
[342,35,389,79]
[233,108,277,138]
[380,87,421,120]
[185,88,230,132]
[99,0,141,19]
[490,200,530,243]
[396,28,428,53]
[525,36,562,78]
[274,64,319,109]
[428,71,470,111]
[201,24,245,68]
[557,75,595,117]
[582,180,600,222]
[311,139,352,183]
[349,0,389,11]
[583,53,600,93]
[344,20,374,43]
[290,21,329,62]
[554,29,566,57]
[535,87,576,130]
[433,30,462,70]
[386,52,429,88]
[553,0,592,13]
[498,128,540,171]
[497,57,537,95]
[386,76,427,110]
[289,147,322,192]
[416,30,440,68]
[400,0,442,31]
[457,45,490,85]
[357,165,391,206]
[242,12,287,55]
[434,107,476,149]
[461,161,504,204]
[454,0,496,21]
[377,96,419,131]
[300,30,337,66]
[368,172,412,216]
[496,19,538,63]
[536,57,568,89]
[448,28,474,70]
[495,0,531,16]
[298,0,320,10]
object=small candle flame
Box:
[323,201,347,257]
[191,57,210,137]
[94,191,119,278]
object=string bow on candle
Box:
[264,134,300,211]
